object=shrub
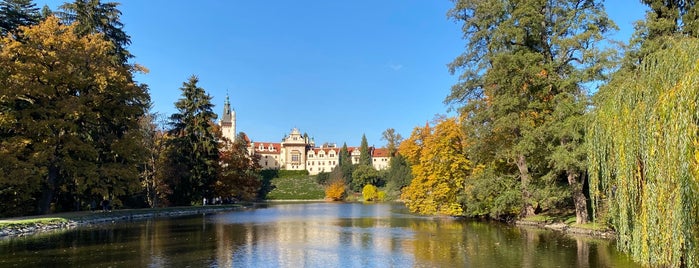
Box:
[362,184,379,202]
[325,180,346,201]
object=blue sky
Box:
[35,1,647,147]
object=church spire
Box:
[220,92,235,142]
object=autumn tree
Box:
[215,132,262,201]
[362,184,379,202]
[164,76,219,206]
[446,0,615,218]
[139,111,168,208]
[0,17,148,215]
[325,179,345,201]
[399,117,472,216]
[0,0,40,36]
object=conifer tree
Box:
[0,0,40,36]
[57,0,131,63]
[358,134,372,166]
[165,76,219,206]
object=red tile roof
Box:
[372,148,390,158]
[253,142,281,154]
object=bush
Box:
[325,180,346,201]
[362,184,379,201]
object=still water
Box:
[0,202,638,267]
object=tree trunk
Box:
[567,169,588,224]
[516,154,536,217]
[38,165,58,214]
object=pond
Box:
[0,202,638,267]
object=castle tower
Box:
[220,94,236,142]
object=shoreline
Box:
[0,205,247,239]
[1,202,616,241]
[514,219,616,239]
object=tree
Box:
[215,132,261,201]
[0,0,40,36]
[362,184,379,202]
[446,0,615,218]
[384,154,412,198]
[0,17,148,215]
[57,0,131,63]
[331,142,354,184]
[350,164,382,192]
[139,111,168,208]
[625,0,699,66]
[164,75,219,206]
[358,134,372,166]
[399,117,472,216]
[589,38,699,268]
[381,128,403,156]
[325,179,345,201]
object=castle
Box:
[218,96,390,175]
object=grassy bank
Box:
[517,213,614,238]
[263,170,325,200]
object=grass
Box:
[0,218,68,229]
[265,175,325,200]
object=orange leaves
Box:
[325,179,346,201]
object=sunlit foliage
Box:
[588,38,699,268]
[400,117,471,216]
[325,179,346,201]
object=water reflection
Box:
[0,202,639,267]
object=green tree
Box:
[384,154,412,199]
[331,142,354,184]
[589,38,699,268]
[350,164,382,192]
[358,134,372,166]
[165,75,219,206]
[0,17,148,215]
[446,0,615,217]
[57,0,131,63]
[215,132,261,201]
[381,128,403,156]
[0,0,40,36]
[625,0,699,66]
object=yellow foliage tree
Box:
[399,117,472,216]
[325,179,345,201]
[362,184,378,201]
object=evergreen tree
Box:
[0,0,40,36]
[165,76,219,206]
[57,0,131,63]
[625,0,699,66]
[447,0,615,218]
[358,134,372,166]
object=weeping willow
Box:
[588,38,699,268]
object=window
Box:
[329,154,335,157]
